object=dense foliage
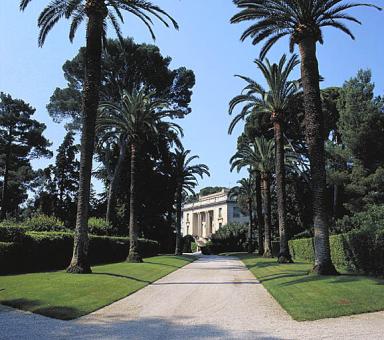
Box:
[0,93,52,219]
[289,225,384,277]
[201,223,252,254]
[0,231,159,274]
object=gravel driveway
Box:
[1,255,384,339]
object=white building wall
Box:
[181,189,249,238]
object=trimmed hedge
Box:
[288,238,314,262]
[0,242,20,273]
[0,225,27,243]
[289,229,384,276]
[24,214,68,232]
[0,231,159,274]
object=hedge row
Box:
[0,225,27,243]
[0,231,159,274]
[289,228,384,276]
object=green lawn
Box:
[0,255,194,320]
[238,254,384,321]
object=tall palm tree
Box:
[231,137,275,257]
[229,54,300,263]
[171,147,210,255]
[97,88,182,262]
[21,0,178,273]
[231,0,381,274]
[229,176,255,253]
[96,135,128,225]
[255,172,264,255]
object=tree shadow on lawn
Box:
[246,261,309,272]
[1,298,82,320]
[142,261,184,269]
[277,273,384,287]
[94,272,151,284]
[142,255,196,269]
[244,260,384,286]
[1,305,282,340]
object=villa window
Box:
[187,213,189,222]
[219,208,222,218]
[233,207,240,218]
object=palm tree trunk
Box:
[248,200,253,253]
[127,142,142,263]
[106,142,127,224]
[261,173,272,257]
[273,119,292,263]
[1,130,12,221]
[174,187,183,255]
[67,3,106,274]
[256,173,264,256]
[298,37,338,275]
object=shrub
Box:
[329,234,349,270]
[0,242,22,273]
[288,237,314,262]
[204,223,249,254]
[23,232,74,271]
[24,214,68,232]
[88,217,116,236]
[335,204,384,233]
[341,228,384,276]
[0,231,159,274]
[289,228,384,276]
[191,242,198,253]
[182,235,195,253]
[201,241,212,255]
[0,224,27,243]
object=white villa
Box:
[181,189,249,239]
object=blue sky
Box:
[0,0,383,193]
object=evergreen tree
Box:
[53,132,80,225]
[0,92,52,219]
[338,70,384,170]
[331,70,384,215]
[48,38,195,131]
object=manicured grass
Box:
[238,254,384,321]
[0,255,194,320]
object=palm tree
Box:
[96,136,128,225]
[231,0,381,274]
[255,172,264,255]
[21,0,178,273]
[229,54,300,263]
[231,137,275,257]
[97,88,182,262]
[171,147,210,255]
[229,176,255,253]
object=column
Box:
[197,212,201,237]
[192,213,197,235]
[202,212,207,238]
[206,211,211,236]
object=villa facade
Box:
[181,189,249,238]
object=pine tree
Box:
[53,132,80,225]
[0,92,52,219]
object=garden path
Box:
[1,255,384,339]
